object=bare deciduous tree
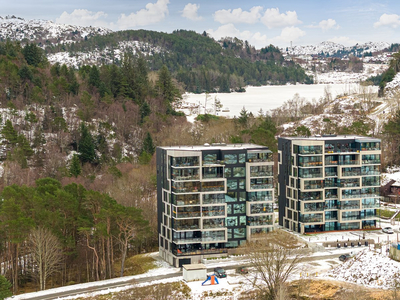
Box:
[28,227,63,290]
[239,230,308,300]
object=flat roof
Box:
[182,263,207,270]
[158,143,270,151]
[279,135,380,142]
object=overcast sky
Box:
[3,0,400,48]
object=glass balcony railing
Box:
[304,203,324,212]
[300,214,323,223]
[247,216,273,226]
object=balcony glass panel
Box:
[171,156,199,167]
[226,216,238,226]
[340,222,360,230]
[341,189,361,199]
[250,203,273,214]
[339,154,358,165]
[202,205,225,217]
[203,154,217,165]
[203,218,224,229]
[341,167,361,177]
[362,154,380,165]
[239,192,246,201]
[325,167,337,177]
[325,178,338,188]
[224,168,231,177]
[201,181,225,192]
[361,187,380,197]
[340,178,360,188]
[361,165,380,176]
[203,166,224,179]
[250,178,273,190]
[172,168,200,181]
[325,155,338,165]
[342,211,361,220]
[174,206,201,218]
[172,181,200,193]
[174,244,227,256]
[173,219,200,231]
[361,142,380,151]
[247,215,273,226]
[202,230,225,242]
[300,191,322,200]
[172,194,200,206]
[227,179,237,190]
[233,167,246,177]
[203,193,225,205]
[325,189,338,199]
[337,142,356,153]
[340,200,360,210]
[300,213,323,223]
[239,153,246,163]
[298,145,322,155]
[224,154,237,164]
[299,168,323,178]
[234,228,246,239]
[304,202,324,212]
[325,200,338,210]
[225,192,237,202]
[248,151,273,162]
[298,156,323,167]
[362,176,380,187]
[251,227,273,235]
[248,191,273,201]
[362,198,380,209]
[304,180,324,190]
[325,210,338,221]
[250,165,273,177]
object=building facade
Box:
[278,135,381,234]
[156,144,274,267]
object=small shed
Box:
[182,264,207,282]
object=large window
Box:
[203,167,223,179]
[304,202,324,212]
[248,151,272,162]
[174,206,201,218]
[224,154,237,164]
[250,165,273,177]
[341,167,361,177]
[299,168,323,178]
[340,200,360,210]
[362,198,379,209]
[304,180,324,190]
[361,165,380,176]
[298,156,323,167]
[247,215,273,226]
[172,168,199,180]
[341,189,361,199]
[339,154,358,165]
[248,191,273,201]
[362,176,380,187]
[362,154,380,164]
[300,213,323,223]
[171,156,199,167]
[202,206,225,217]
[325,211,338,221]
[233,167,245,177]
[173,219,200,230]
[203,154,217,165]
[340,178,360,188]
[201,181,225,192]
[203,218,224,229]
[325,200,338,210]
[172,181,200,193]
[341,211,360,220]
[233,203,245,214]
[250,178,273,190]
[361,142,380,151]
[325,167,337,177]
[325,189,338,199]
[299,191,322,200]
[298,145,322,155]
[172,194,200,206]
[203,193,225,205]
[250,203,273,214]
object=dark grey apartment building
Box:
[156,144,274,267]
[278,135,381,234]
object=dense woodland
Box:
[45,30,313,92]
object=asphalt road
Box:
[20,252,346,300]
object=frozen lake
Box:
[182,83,378,118]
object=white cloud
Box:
[272,26,305,43]
[214,6,263,24]
[308,19,339,31]
[260,8,301,29]
[182,3,202,21]
[207,24,268,49]
[117,0,169,30]
[56,9,109,28]
[374,13,400,28]
[328,36,358,46]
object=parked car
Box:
[235,266,249,274]
[214,267,227,278]
[383,227,394,234]
[339,254,353,262]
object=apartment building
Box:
[156,143,275,267]
[278,135,381,234]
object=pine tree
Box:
[142,132,155,155]
[1,120,18,145]
[0,275,12,300]
[78,123,96,164]
[139,101,151,124]
[69,154,81,178]
[156,65,181,105]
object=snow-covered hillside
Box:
[285,41,391,57]
[0,15,112,46]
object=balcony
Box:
[172,175,200,181]
[300,214,323,223]
[339,160,359,166]
[362,159,380,165]
[247,216,273,226]
[173,248,228,256]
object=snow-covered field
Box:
[181,83,373,119]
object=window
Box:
[227,179,237,190]
[224,154,237,164]
[239,153,246,163]
[203,154,217,165]
[233,167,245,177]
[224,168,232,178]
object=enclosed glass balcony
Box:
[304,202,324,212]
[362,198,380,209]
[171,156,199,167]
[299,168,323,178]
[250,165,273,177]
[298,156,323,167]
[201,181,225,192]
[325,199,339,210]
[247,151,273,162]
[325,189,338,199]
[341,211,361,220]
[173,219,200,231]
[250,203,273,214]
[203,193,225,205]
[325,177,338,188]
[300,191,322,200]
[362,154,380,165]
[361,165,380,176]
[250,178,273,190]
[300,213,323,223]
[340,200,360,210]
[247,215,273,226]
[172,168,200,181]
[341,167,361,177]
[362,176,380,187]
[172,194,200,206]
[340,178,360,188]
[341,189,361,199]
[202,166,224,179]
[325,210,338,221]
[297,145,322,155]
[248,191,273,201]
[172,181,200,193]
[325,167,338,177]
[339,154,359,165]
[361,187,380,197]
[361,142,380,151]
[325,155,338,165]
[203,218,225,229]
[202,205,225,217]
[174,206,201,218]
[304,180,324,190]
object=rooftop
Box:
[158,143,270,151]
[279,135,380,142]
